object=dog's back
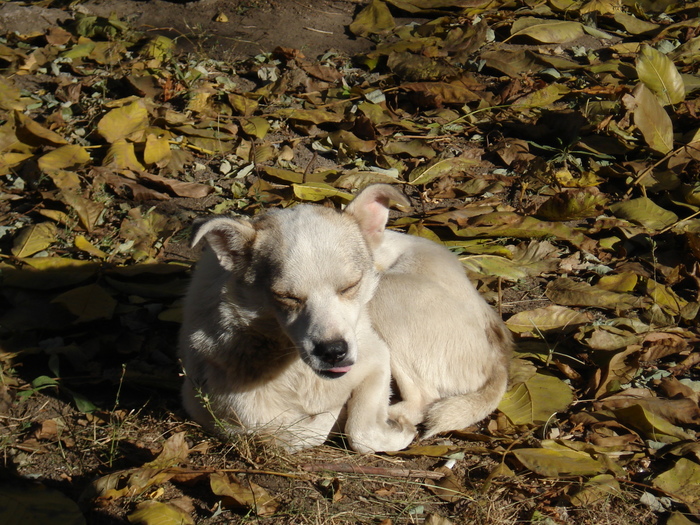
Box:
[371,230,512,437]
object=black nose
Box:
[313,340,348,365]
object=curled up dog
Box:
[178,184,512,453]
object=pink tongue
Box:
[328,366,352,373]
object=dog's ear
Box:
[344,184,410,248]
[191,217,256,272]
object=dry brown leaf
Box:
[138,173,214,198]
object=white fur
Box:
[178,184,511,452]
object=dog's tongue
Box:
[328,366,352,374]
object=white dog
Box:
[178,184,511,452]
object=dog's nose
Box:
[313,340,348,365]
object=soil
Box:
[0,0,374,61]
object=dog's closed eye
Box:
[339,279,361,298]
[272,292,304,308]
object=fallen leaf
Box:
[51,283,117,323]
[61,190,104,232]
[506,305,591,335]
[569,474,622,506]
[546,278,644,311]
[409,157,477,185]
[138,173,214,198]
[127,500,194,525]
[636,44,685,106]
[513,447,607,477]
[0,483,85,525]
[143,133,172,167]
[292,182,353,202]
[103,140,146,170]
[210,472,278,516]
[499,372,574,426]
[625,83,674,154]
[653,458,700,509]
[74,235,108,259]
[509,18,585,44]
[38,145,91,172]
[143,432,189,469]
[97,100,150,143]
[11,222,58,257]
[349,0,395,37]
[609,197,678,231]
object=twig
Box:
[304,27,334,35]
[301,463,446,480]
[302,151,317,183]
[625,144,689,197]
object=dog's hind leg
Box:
[422,319,512,438]
[421,361,509,438]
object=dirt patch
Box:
[0,0,373,60]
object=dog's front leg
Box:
[344,354,416,453]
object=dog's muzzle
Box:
[313,340,353,378]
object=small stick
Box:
[301,463,446,480]
[304,27,334,35]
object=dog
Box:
[178,184,511,452]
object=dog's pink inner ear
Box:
[192,218,255,272]
[345,184,410,248]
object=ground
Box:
[0,1,699,524]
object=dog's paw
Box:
[347,416,416,453]
[384,415,417,450]
[388,402,424,427]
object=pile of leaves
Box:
[0,0,699,524]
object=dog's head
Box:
[191,184,409,378]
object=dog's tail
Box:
[422,319,512,439]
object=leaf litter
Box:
[0,0,699,524]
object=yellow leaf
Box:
[38,144,91,172]
[292,182,354,202]
[627,83,674,154]
[240,116,270,139]
[143,133,172,167]
[11,222,58,257]
[499,372,574,425]
[97,100,150,143]
[38,209,72,225]
[597,272,638,292]
[103,140,145,170]
[636,44,685,106]
[513,84,570,108]
[614,404,693,442]
[349,0,395,37]
[52,283,117,323]
[580,0,621,15]
[210,472,278,516]
[506,305,591,334]
[143,432,189,469]
[513,447,607,477]
[509,18,585,44]
[570,474,621,506]
[0,77,27,111]
[46,170,82,190]
[554,169,602,188]
[74,235,108,259]
[227,93,258,117]
[127,500,194,525]
[61,190,104,232]
[142,35,174,62]
[13,111,68,147]
[0,152,33,175]
[409,157,477,185]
